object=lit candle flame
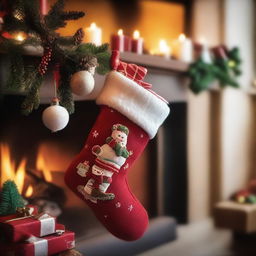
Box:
[133,30,140,40]
[159,40,170,52]
[90,23,97,29]
[179,33,186,41]
[15,33,25,42]
[118,29,123,36]
[199,37,207,45]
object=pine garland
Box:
[0,180,25,216]
[188,47,242,94]
[1,0,111,115]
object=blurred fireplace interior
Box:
[0,96,187,236]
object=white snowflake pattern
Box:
[92,130,99,138]
[140,134,144,138]
[123,163,129,170]
[115,202,121,208]
[128,205,133,212]
[129,150,133,156]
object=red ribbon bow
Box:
[110,50,152,89]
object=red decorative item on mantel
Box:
[40,0,48,16]
[111,29,125,52]
[131,30,143,54]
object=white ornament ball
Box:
[42,104,69,132]
[70,70,95,96]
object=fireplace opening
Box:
[0,94,187,241]
[0,95,162,239]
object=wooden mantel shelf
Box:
[120,52,189,73]
[2,46,189,73]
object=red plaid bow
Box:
[110,50,152,89]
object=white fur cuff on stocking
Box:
[96,71,170,139]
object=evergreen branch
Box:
[3,15,28,33]
[61,11,85,21]
[21,72,43,115]
[76,43,109,55]
[58,63,75,114]
[95,51,111,75]
[94,43,109,54]
[45,0,66,30]
[56,36,75,46]
[47,0,65,18]
[6,53,25,90]
[58,79,74,114]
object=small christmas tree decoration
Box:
[0,180,25,216]
[42,97,69,132]
[70,70,95,96]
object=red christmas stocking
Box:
[65,56,170,241]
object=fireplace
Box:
[0,1,189,253]
[0,89,187,227]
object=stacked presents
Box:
[0,205,75,256]
[0,181,76,256]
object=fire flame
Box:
[25,185,33,198]
[0,143,26,193]
[36,153,53,182]
[0,143,53,197]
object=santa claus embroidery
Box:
[84,124,130,201]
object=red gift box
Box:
[0,230,75,256]
[0,213,61,242]
[0,205,38,223]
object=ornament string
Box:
[53,64,60,100]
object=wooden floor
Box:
[138,219,256,256]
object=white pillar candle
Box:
[200,38,212,63]
[178,34,193,62]
[159,39,171,58]
[84,23,102,46]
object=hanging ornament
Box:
[70,70,95,96]
[42,97,69,132]
[70,56,98,96]
[42,66,69,132]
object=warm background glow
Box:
[50,0,185,52]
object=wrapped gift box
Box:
[214,201,256,233]
[0,230,75,256]
[0,205,38,223]
[0,213,62,242]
